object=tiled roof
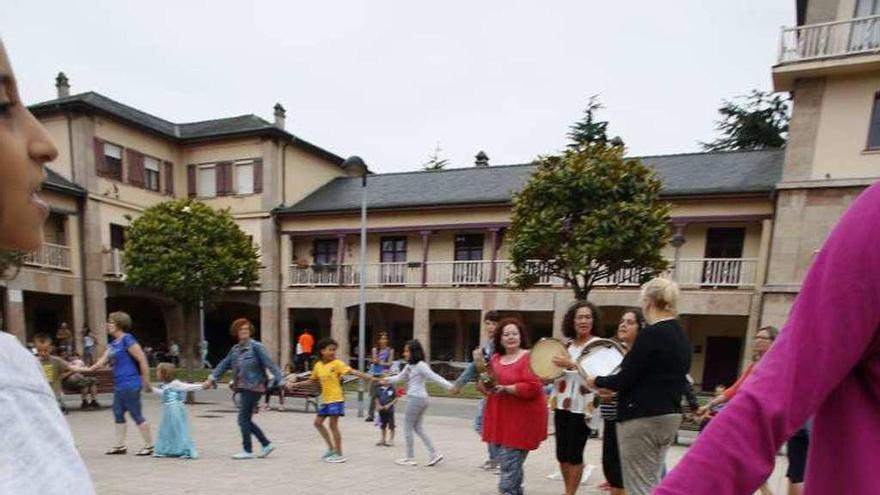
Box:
[28,92,344,163]
[44,168,86,197]
[276,149,784,214]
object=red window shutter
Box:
[163,161,174,195]
[93,138,107,176]
[127,149,144,187]
[187,164,196,198]
[253,158,263,193]
[217,161,233,195]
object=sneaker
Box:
[478,460,493,470]
[81,400,89,409]
[325,454,347,463]
[364,416,374,422]
[426,453,444,467]
[395,458,418,466]
[321,448,336,459]
[89,400,101,409]
[232,452,255,460]
[597,481,611,491]
[257,443,275,458]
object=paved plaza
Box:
[65,391,791,494]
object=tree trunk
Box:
[184,303,198,404]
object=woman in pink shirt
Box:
[656,183,880,495]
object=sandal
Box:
[135,446,154,456]
[105,446,127,455]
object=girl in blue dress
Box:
[152,363,206,459]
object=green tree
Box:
[506,142,671,300]
[701,90,790,151]
[422,143,449,171]
[567,95,608,148]
[124,199,260,386]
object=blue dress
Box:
[153,380,200,459]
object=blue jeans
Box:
[475,397,500,463]
[237,390,270,453]
[113,388,145,424]
[497,446,528,495]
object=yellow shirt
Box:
[311,359,351,404]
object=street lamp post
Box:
[343,156,369,418]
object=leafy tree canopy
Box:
[701,90,790,151]
[123,199,260,307]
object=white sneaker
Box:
[325,454,347,463]
[395,458,418,466]
[426,453,444,467]
[232,452,255,460]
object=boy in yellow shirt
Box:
[287,337,375,463]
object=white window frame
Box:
[144,156,161,192]
[198,164,217,198]
[234,160,254,195]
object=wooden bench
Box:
[236,372,360,412]
[61,369,114,396]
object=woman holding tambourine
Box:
[598,308,646,495]
[548,301,603,495]
[587,278,691,495]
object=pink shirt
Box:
[656,183,880,494]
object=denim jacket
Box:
[211,340,284,391]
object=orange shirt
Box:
[298,333,314,354]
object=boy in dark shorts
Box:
[375,381,397,446]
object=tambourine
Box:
[577,338,625,389]
[528,337,568,380]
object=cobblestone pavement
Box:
[65,392,790,494]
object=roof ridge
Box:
[350,162,536,178]
[632,148,784,160]
[178,113,270,126]
[82,91,178,127]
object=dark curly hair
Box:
[562,301,601,339]
[492,317,532,355]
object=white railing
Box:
[288,258,758,289]
[671,258,758,288]
[22,243,71,270]
[103,248,125,278]
[779,15,880,63]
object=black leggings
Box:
[602,420,624,489]
[554,410,589,465]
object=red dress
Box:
[481,351,548,451]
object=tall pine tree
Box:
[701,90,790,151]
[567,95,609,148]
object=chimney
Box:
[273,103,286,129]
[55,72,70,98]
[475,150,489,167]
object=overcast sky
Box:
[2,1,793,173]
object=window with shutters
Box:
[103,143,123,181]
[867,93,880,150]
[235,161,254,195]
[144,156,160,192]
[198,165,216,198]
[43,213,67,246]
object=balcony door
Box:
[454,234,484,284]
[851,0,880,51]
[702,228,745,286]
[380,236,407,285]
[313,239,339,284]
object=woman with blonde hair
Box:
[588,278,691,495]
[0,39,95,494]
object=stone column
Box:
[413,292,430,359]
[488,228,501,286]
[420,231,431,287]
[5,289,26,343]
[741,293,762,372]
[336,234,347,286]
[331,302,350,362]
[279,300,291,367]
[552,293,575,340]
[754,219,773,289]
[670,224,687,281]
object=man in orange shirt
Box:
[297,329,315,371]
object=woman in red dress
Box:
[481,318,548,495]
